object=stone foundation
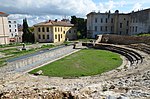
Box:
[98,34,150,45]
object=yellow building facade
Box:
[34,20,77,43]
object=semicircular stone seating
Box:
[126,43,150,54]
[93,43,143,67]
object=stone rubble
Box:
[0,45,150,99]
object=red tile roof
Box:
[0,12,6,14]
[34,20,74,27]
[0,12,9,16]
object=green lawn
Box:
[136,33,150,36]
[29,49,122,77]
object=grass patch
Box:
[78,38,94,42]
[136,33,150,36]
[0,43,32,48]
[29,49,122,77]
[0,44,55,67]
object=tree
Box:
[71,16,77,25]
[71,16,87,38]
[22,18,34,43]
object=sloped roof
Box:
[0,12,9,16]
[0,12,6,14]
[34,20,74,27]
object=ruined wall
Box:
[100,34,150,45]
[0,46,74,73]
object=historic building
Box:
[8,19,19,42]
[87,8,150,38]
[34,20,77,43]
[0,12,10,44]
[17,24,23,43]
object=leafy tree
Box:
[77,31,82,39]
[22,18,34,43]
[71,16,87,38]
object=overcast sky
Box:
[0,0,149,26]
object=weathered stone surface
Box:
[0,43,150,99]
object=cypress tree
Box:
[22,18,34,43]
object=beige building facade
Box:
[87,8,150,38]
[34,20,77,43]
[0,12,9,44]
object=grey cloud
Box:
[3,0,149,26]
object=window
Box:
[135,26,137,32]
[42,27,45,32]
[61,27,62,32]
[15,25,16,27]
[43,35,45,39]
[55,27,57,32]
[14,21,16,23]
[136,19,137,23]
[101,18,103,23]
[127,21,129,26]
[47,35,49,39]
[38,35,41,39]
[9,25,11,28]
[130,27,131,32]
[111,26,113,32]
[58,28,59,32]
[106,18,107,23]
[133,27,134,32]
[105,26,107,31]
[100,26,103,31]
[133,19,134,23]
[55,34,57,39]
[38,28,41,32]
[9,29,11,32]
[47,27,49,32]
[95,18,97,23]
[63,31,65,34]
[120,31,122,35]
[15,29,16,32]
[69,30,71,33]
[126,29,128,34]
[8,21,11,23]
[124,18,126,20]
[111,18,113,23]
[61,34,62,38]
[120,23,122,28]
[95,26,97,31]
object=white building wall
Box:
[8,20,18,38]
[87,13,116,38]
[0,15,9,44]
[87,9,150,38]
[117,14,129,35]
